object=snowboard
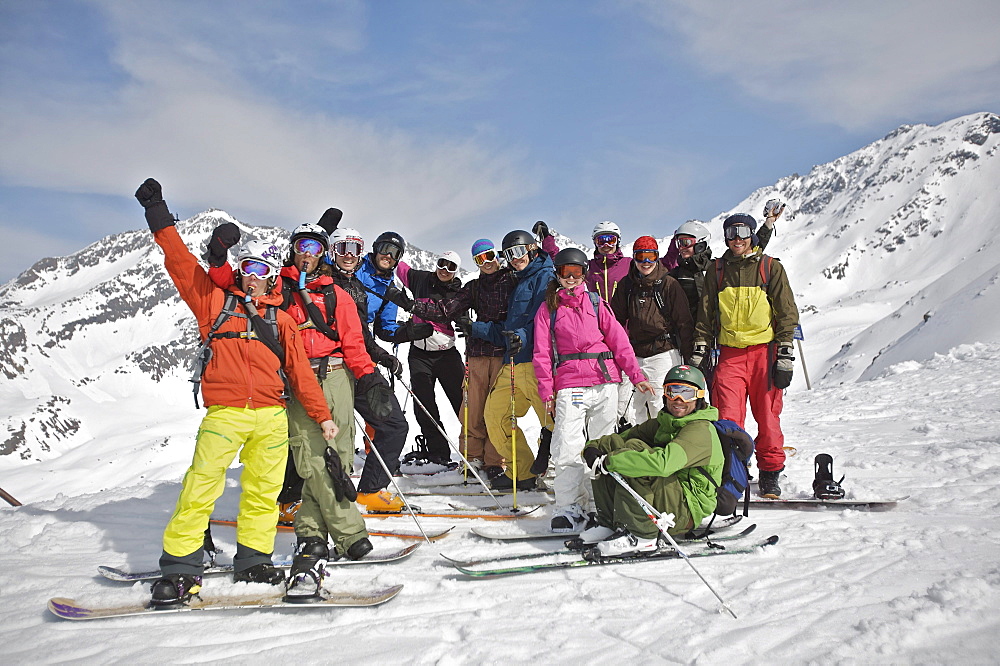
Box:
[749,495,907,509]
[209,519,455,541]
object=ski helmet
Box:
[673,221,710,244]
[553,247,589,267]
[329,227,364,256]
[372,231,405,262]
[501,230,534,250]
[592,220,621,240]
[288,222,329,264]
[237,240,283,279]
[662,364,707,393]
[437,250,462,273]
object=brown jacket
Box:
[609,262,694,359]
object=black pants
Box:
[408,346,464,460]
[354,378,409,494]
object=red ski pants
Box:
[712,344,785,472]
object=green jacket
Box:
[598,406,723,527]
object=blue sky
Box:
[2,0,998,283]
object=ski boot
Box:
[583,529,659,560]
[233,563,286,586]
[284,538,329,603]
[356,489,413,513]
[813,453,846,500]
[550,503,587,533]
[565,515,615,551]
[150,573,202,607]
[757,469,782,499]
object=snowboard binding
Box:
[813,453,846,500]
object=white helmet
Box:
[290,222,329,250]
[437,250,461,273]
[329,227,364,256]
[237,240,282,276]
[673,220,711,243]
[592,220,621,240]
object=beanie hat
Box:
[632,235,659,253]
[471,238,494,257]
[722,213,760,248]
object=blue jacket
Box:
[356,254,400,336]
[472,252,555,364]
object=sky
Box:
[1,0,999,284]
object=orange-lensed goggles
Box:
[633,250,659,264]
[473,249,497,266]
[556,264,586,280]
[663,383,705,402]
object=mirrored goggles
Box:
[663,382,705,402]
[374,241,402,261]
[437,258,458,273]
[293,238,325,257]
[333,240,363,257]
[556,264,586,280]
[674,236,697,248]
[633,250,659,264]
[473,249,497,266]
[595,234,619,246]
[724,225,753,241]
[239,259,277,279]
[502,244,530,262]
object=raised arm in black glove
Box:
[355,370,393,419]
[317,208,343,234]
[382,283,414,311]
[134,178,175,232]
[532,220,551,241]
[202,222,241,267]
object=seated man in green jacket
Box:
[581,364,722,556]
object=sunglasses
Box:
[293,238,325,257]
[239,259,277,279]
[556,264,585,280]
[595,234,619,246]
[502,244,530,262]
[724,225,753,241]
[333,240,362,257]
[374,241,402,261]
[633,250,659,264]
[437,258,458,273]
[674,236,697,248]
[663,382,705,402]
[473,249,497,266]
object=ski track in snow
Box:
[1,343,999,663]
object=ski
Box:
[48,585,403,621]
[209,519,455,541]
[98,544,419,583]
[470,514,745,542]
[453,535,779,578]
[749,496,907,509]
[363,505,541,520]
[444,524,759,568]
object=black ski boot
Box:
[284,538,329,603]
[813,453,846,499]
[529,428,552,475]
[233,563,286,585]
[758,469,782,499]
[345,537,373,561]
[150,573,202,607]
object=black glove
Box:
[503,330,522,356]
[202,222,241,267]
[356,370,393,419]
[532,220,550,240]
[453,315,473,339]
[134,178,175,232]
[323,446,357,502]
[377,355,404,378]
[392,321,434,344]
[530,428,552,475]
[382,283,414,311]
[689,343,707,368]
[317,207,343,234]
[773,344,794,390]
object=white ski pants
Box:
[628,349,682,425]
[552,382,619,511]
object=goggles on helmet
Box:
[374,241,402,261]
[473,249,498,266]
[633,250,659,264]
[556,264,585,280]
[502,244,530,262]
[724,225,753,241]
[437,258,458,273]
[663,382,705,402]
[595,234,619,246]
[674,236,697,248]
[333,240,362,257]
[239,259,277,279]
[293,238,325,257]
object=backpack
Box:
[549,290,615,382]
[698,419,755,519]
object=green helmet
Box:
[663,364,707,392]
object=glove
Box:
[202,222,241,267]
[503,330,522,356]
[356,370,393,419]
[377,355,404,378]
[529,428,552,475]
[134,178,175,232]
[388,321,434,344]
[532,220,551,240]
[763,199,785,219]
[382,283,414,311]
[453,315,473,339]
[582,447,607,480]
[773,344,794,389]
[317,207,343,234]
[323,446,357,502]
[690,343,707,368]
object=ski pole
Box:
[608,471,738,619]
[395,375,513,513]
[462,358,470,483]
[352,415,433,546]
[509,356,518,510]
[0,486,22,507]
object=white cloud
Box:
[635,0,1000,129]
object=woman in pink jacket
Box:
[533,248,653,533]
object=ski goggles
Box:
[502,244,530,262]
[674,236,698,249]
[663,382,705,402]
[594,234,619,246]
[633,250,659,264]
[373,241,402,261]
[473,249,498,266]
[556,264,585,280]
[293,238,325,257]
[437,258,458,273]
[333,240,363,257]
[724,225,753,241]
[239,259,277,279]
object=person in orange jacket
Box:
[134,178,337,607]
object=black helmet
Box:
[501,230,534,250]
[372,231,405,262]
[554,247,588,267]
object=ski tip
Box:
[764,535,780,546]
[96,566,129,581]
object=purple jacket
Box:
[533,286,647,403]
[586,249,630,302]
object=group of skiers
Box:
[134,177,799,604]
